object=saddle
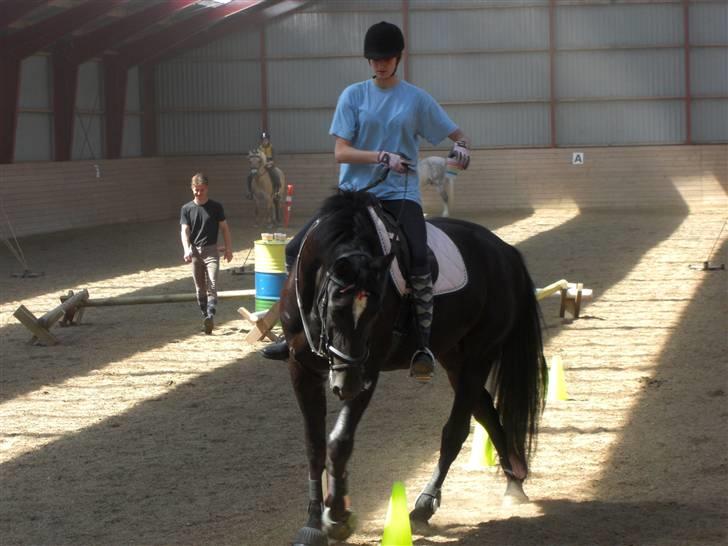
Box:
[367,205,468,296]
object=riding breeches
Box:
[191,244,220,316]
[380,199,429,276]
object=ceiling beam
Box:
[0,0,51,30]
[68,0,200,65]
[115,0,266,69]
[156,0,308,62]
[1,0,126,60]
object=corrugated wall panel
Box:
[557,100,685,145]
[15,114,52,162]
[267,11,402,57]
[76,62,102,111]
[16,55,51,162]
[268,58,369,107]
[269,109,336,154]
[156,61,260,109]
[690,48,728,95]
[122,115,142,158]
[691,99,728,143]
[126,67,140,111]
[178,30,260,60]
[72,115,103,160]
[19,56,50,109]
[440,103,550,148]
[556,50,684,98]
[556,4,682,48]
[689,2,728,44]
[411,53,549,102]
[410,7,548,51]
[158,111,261,155]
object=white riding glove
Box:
[447,140,471,170]
[377,151,412,174]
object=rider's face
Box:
[369,57,398,81]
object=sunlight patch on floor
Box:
[491,207,581,246]
[0,263,194,326]
[530,212,726,502]
[0,330,255,463]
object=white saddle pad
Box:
[367,206,468,296]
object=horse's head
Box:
[248,148,265,171]
[319,247,394,400]
[298,191,395,400]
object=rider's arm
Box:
[448,128,470,148]
[334,137,379,164]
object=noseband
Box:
[295,222,371,370]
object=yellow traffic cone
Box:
[466,422,499,470]
[381,481,412,546]
[547,355,568,402]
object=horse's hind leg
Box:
[411,358,490,524]
[472,387,530,505]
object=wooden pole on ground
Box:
[14,289,90,345]
[60,289,256,307]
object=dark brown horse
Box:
[280,190,547,545]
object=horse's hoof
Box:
[502,479,530,506]
[291,526,328,546]
[410,490,441,523]
[322,507,357,541]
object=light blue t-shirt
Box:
[329,79,457,204]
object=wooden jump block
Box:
[13,289,89,345]
[238,301,281,343]
[535,280,593,319]
[559,282,593,319]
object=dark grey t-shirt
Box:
[180,199,226,246]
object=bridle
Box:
[295,221,371,370]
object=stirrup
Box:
[409,348,435,382]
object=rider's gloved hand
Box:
[447,140,470,171]
[377,151,412,174]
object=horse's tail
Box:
[492,254,547,464]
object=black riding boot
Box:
[261,339,289,360]
[260,262,291,361]
[410,273,435,381]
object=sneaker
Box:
[203,315,214,335]
[261,340,289,360]
[410,348,435,382]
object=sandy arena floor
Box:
[1,205,726,545]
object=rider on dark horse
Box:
[262,21,471,382]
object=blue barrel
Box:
[254,238,289,305]
[254,271,286,299]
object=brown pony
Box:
[247,148,285,227]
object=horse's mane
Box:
[315,191,381,262]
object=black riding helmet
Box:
[363,21,404,60]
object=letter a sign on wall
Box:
[572,152,585,165]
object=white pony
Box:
[418,156,458,217]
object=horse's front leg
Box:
[289,360,329,546]
[322,372,379,542]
